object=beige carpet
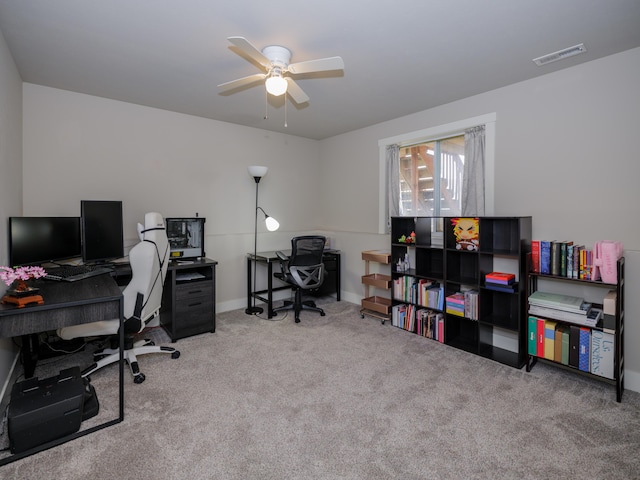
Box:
[1,299,639,479]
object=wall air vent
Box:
[533,43,586,66]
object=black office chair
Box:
[273,236,327,323]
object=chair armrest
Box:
[275,251,290,275]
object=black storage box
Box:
[8,366,92,453]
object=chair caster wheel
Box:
[320,312,326,316]
[171,351,180,359]
[134,373,146,384]
[295,318,301,323]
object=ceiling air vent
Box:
[533,43,586,66]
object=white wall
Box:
[17,47,640,394]
[22,85,323,310]
[0,27,23,404]
[320,47,640,392]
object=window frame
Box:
[378,113,496,234]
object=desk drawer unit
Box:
[175,282,213,331]
[161,259,217,341]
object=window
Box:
[378,113,496,234]
[399,135,464,217]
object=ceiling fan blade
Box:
[285,78,310,104]
[287,56,344,75]
[227,36,271,69]
[218,73,266,92]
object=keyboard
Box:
[45,264,113,282]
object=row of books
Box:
[528,317,614,379]
[531,240,594,280]
[391,304,445,342]
[445,290,479,320]
[392,276,444,310]
[528,290,601,328]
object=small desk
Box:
[247,249,341,319]
[0,274,124,466]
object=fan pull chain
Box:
[284,92,288,128]
[264,89,268,120]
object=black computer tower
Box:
[165,217,206,259]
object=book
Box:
[560,241,573,277]
[528,316,537,355]
[572,245,583,279]
[590,330,614,379]
[531,240,540,273]
[566,243,574,279]
[551,241,560,276]
[485,282,517,293]
[544,320,556,360]
[528,291,587,314]
[540,241,552,275]
[485,272,515,284]
[578,327,590,372]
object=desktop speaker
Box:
[7,366,98,453]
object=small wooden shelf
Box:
[362,250,392,264]
[362,273,392,289]
[362,295,392,315]
[361,250,392,324]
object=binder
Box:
[528,316,537,356]
[578,327,591,372]
[544,320,556,360]
[569,325,580,368]
[536,318,545,358]
[554,324,564,362]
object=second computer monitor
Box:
[81,200,124,264]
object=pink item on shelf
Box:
[592,241,623,284]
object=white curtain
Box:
[386,144,400,232]
[461,125,485,216]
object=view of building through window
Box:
[399,134,464,216]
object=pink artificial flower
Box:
[0,266,47,286]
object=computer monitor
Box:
[9,217,81,266]
[81,200,124,264]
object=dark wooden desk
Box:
[247,249,341,319]
[0,274,124,466]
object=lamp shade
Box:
[248,165,268,178]
[265,216,280,232]
[265,75,288,96]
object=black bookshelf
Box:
[526,257,625,402]
[390,216,532,369]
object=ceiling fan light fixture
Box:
[265,73,288,96]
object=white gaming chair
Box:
[58,212,180,384]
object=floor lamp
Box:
[246,165,280,315]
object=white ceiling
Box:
[1,0,640,140]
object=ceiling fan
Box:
[218,37,344,104]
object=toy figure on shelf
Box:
[451,217,479,251]
[397,231,416,244]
